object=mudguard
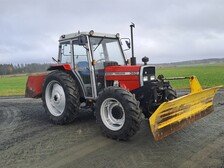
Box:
[25,64,85,98]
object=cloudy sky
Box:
[0,0,224,64]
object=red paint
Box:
[25,64,142,98]
[48,64,72,71]
[105,65,141,91]
[25,73,48,98]
[105,65,140,72]
[119,81,140,90]
[62,64,72,70]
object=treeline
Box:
[0,63,51,75]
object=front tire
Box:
[167,88,177,100]
[42,71,80,124]
[95,87,142,140]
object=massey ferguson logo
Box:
[106,72,139,76]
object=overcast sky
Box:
[0,0,224,64]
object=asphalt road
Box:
[0,90,223,168]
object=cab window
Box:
[60,41,71,64]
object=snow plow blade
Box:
[149,76,222,141]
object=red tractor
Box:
[26,24,221,141]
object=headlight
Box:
[150,75,156,80]
[143,76,149,81]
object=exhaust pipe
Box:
[130,23,136,65]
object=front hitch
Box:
[149,76,222,141]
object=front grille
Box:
[143,66,155,76]
[141,66,156,86]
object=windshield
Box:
[90,37,125,67]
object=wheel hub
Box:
[45,81,66,116]
[100,98,125,131]
[53,93,61,103]
[111,106,123,119]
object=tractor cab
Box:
[58,32,126,98]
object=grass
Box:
[0,75,28,96]
[0,64,223,96]
[156,64,224,89]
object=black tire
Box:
[143,88,177,119]
[42,71,80,124]
[167,88,177,100]
[95,87,142,140]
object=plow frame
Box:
[149,76,222,141]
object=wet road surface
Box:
[0,90,223,168]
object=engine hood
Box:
[104,65,141,91]
[105,65,141,76]
[105,65,156,91]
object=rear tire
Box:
[95,87,142,140]
[42,71,80,124]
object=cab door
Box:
[60,40,95,98]
[72,40,94,98]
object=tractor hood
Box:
[105,65,141,91]
[105,65,141,76]
[105,65,156,91]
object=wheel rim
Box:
[45,80,66,116]
[100,98,125,131]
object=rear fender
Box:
[25,63,71,98]
[48,64,85,97]
[47,64,72,71]
[25,64,85,98]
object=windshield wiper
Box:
[94,36,105,51]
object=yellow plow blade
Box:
[149,76,222,141]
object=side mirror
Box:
[120,38,131,51]
[78,35,87,45]
[125,41,131,49]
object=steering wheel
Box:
[95,58,106,63]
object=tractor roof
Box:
[59,31,118,41]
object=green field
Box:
[0,64,223,96]
[156,64,224,89]
[0,75,28,96]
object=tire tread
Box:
[42,70,80,125]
